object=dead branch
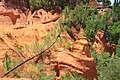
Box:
[2,33,60,77]
[13,26,27,30]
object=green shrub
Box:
[60,5,109,42]
[21,62,55,80]
[107,21,120,44]
[3,53,22,77]
[116,39,120,57]
[92,51,120,80]
[105,3,120,44]
[61,72,87,80]
[29,0,89,11]
[60,4,119,44]
[3,53,55,79]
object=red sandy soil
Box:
[0,2,99,80]
[0,3,58,79]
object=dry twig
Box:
[2,33,60,77]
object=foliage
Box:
[2,1,120,80]
[97,0,111,6]
[23,26,61,58]
[98,57,120,80]
[85,12,109,41]
[3,55,55,79]
[22,63,55,80]
[61,72,87,80]
[3,54,87,80]
[106,2,120,44]
[60,5,111,42]
[107,21,120,44]
[112,5,120,22]
[14,44,24,58]
[116,39,120,57]
[29,0,89,11]
[64,42,72,50]
[59,3,120,44]
[92,51,120,80]
[2,26,62,78]
[3,53,12,71]
[3,53,22,77]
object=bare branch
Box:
[2,33,60,77]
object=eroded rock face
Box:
[71,37,91,57]
[97,7,111,15]
[0,3,26,25]
[50,37,98,80]
[93,30,105,53]
[0,3,98,79]
[26,9,60,25]
[0,2,60,25]
[93,30,116,57]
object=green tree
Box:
[97,0,111,6]
[92,51,120,80]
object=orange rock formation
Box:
[93,30,116,57]
[49,28,98,80]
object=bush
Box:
[61,72,87,80]
[116,39,120,57]
[60,3,119,44]
[92,51,120,80]
[60,5,109,42]
[29,0,89,11]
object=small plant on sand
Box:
[21,62,55,80]
[3,54,55,79]
[2,31,13,39]
[3,53,22,77]
[2,26,62,79]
